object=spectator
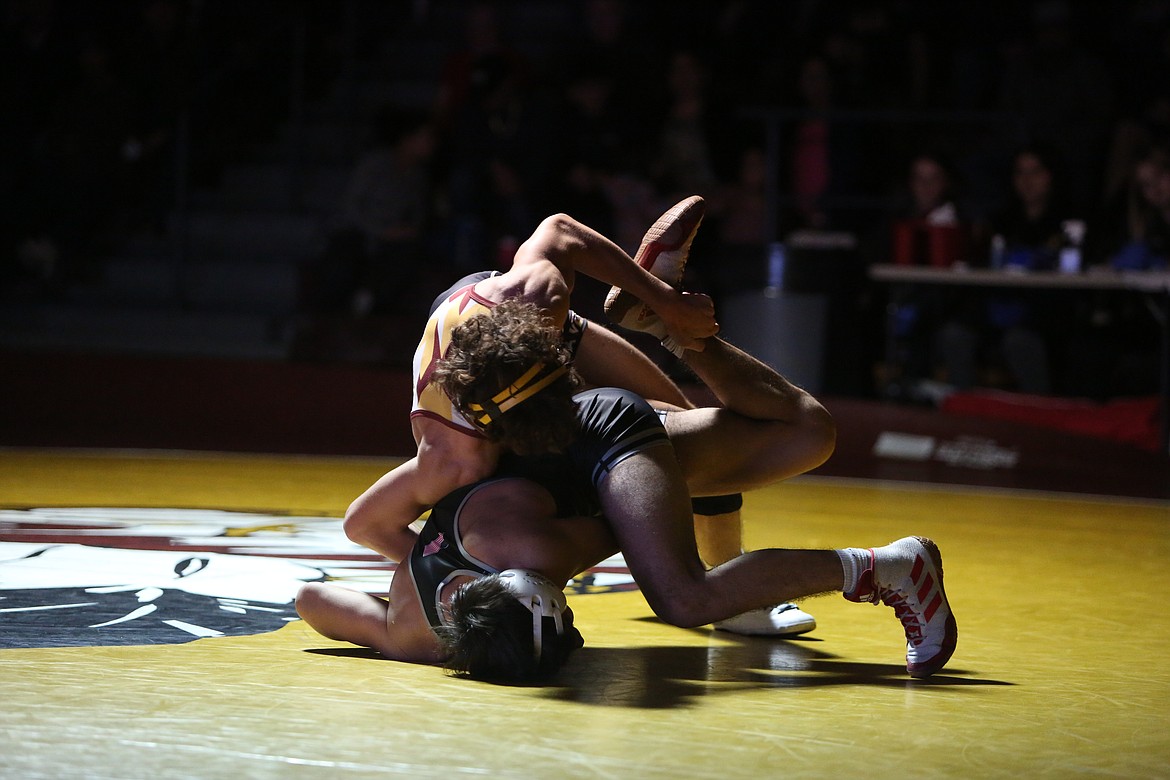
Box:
[1108,145,1170,270]
[444,52,559,271]
[549,64,625,239]
[564,0,662,133]
[875,150,976,397]
[649,47,750,298]
[885,150,972,268]
[306,108,441,320]
[938,145,1081,393]
[1063,145,1168,399]
[783,51,863,231]
[706,144,769,301]
[433,1,526,133]
[997,0,1113,213]
[651,48,722,201]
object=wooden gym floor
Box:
[1,448,1168,779]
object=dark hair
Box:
[438,575,583,682]
[1128,145,1170,239]
[431,300,581,455]
[908,148,960,185]
[1013,142,1063,176]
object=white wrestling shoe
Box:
[714,603,817,637]
[604,195,706,340]
[843,536,957,678]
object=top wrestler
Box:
[342,197,825,636]
[296,302,957,681]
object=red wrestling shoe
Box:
[604,195,705,338]
[844,536,957,678]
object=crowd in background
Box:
[1,0,353,286]
[3,0,1170,398]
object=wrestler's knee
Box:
[641,583,710,629]
[756,407,837,481]
[804,399,838,462]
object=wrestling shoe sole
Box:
[604,195,705,332]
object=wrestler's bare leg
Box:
[598,445,957,677]
[575,323,693,410]
[605,196,833,631]
[598,446,842,627]
[666,336,835,635]
[666,336,836,496]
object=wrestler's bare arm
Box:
[296,583,395,655]
[296,577,442,664]
[474,214,706,408]
[494,213,718,348]
[344,425,498,562]
[342,462,427,562]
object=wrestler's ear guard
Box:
[497,569,566,663]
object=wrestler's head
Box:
[432,300,581,455]
[438,569,583,682]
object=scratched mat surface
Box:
[3,450,1169,779]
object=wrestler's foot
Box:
[714,603,816,637]
[604,195,706,339]
[844,536,957,678]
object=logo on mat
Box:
[0,508,634,649]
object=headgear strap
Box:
[467,362,568,429]
[497,569,566,664]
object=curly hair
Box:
[431,299,582,455]
[438,574,583,682]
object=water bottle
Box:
[1059,220,1085,274]
[765,241,786,296]
[989,234,1005,269]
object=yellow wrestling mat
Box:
[2,449,1168,778]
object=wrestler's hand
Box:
[657,290,718,351]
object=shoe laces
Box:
[877,586,925,646]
